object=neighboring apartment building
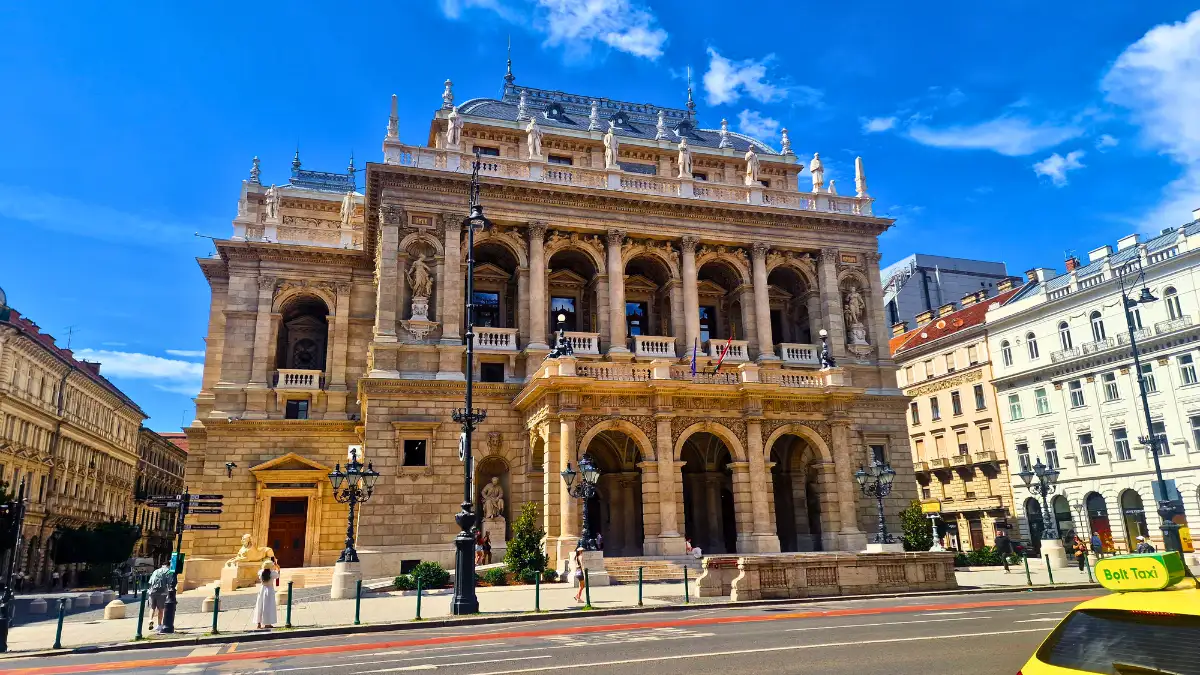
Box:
[987,220,1200,556]
[881,254,1009,328]
[132,428,187,561]
[892,282,1023,551]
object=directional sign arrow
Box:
[193,501,223,508]
[184,524,221,530]
[147,501,181,508]
[188,508,223,515]
[191,494,224,501]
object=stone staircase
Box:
[279,566,335,588]
[602,556,703,584]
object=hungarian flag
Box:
[690,338,699,377]
[713,330,735,373]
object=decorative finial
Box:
[686,66,696,121]
[348,152,356,178]
[855,156,869,198]
[387,94,399,139]
[517,89,529,120]
[718,118,731,149]
[588,100,600,131]
[655,109,667,140]
[780,128,793,155]
[442,79,454,110]
[505,35,515,86]
[249,156,261,184]
[292,146,301,171]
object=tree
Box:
[504,501,547,579]
[900,500,934,552]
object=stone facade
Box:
[182,75,913,584]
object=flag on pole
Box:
[713,329,735,373]
[690,338,698,377]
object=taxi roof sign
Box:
[1094,551,1186,592]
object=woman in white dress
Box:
[252,558,279,629]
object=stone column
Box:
[706,475,724,552]
[440,213,462,342]
[865,251,889,360]
[248,276,276,387]
[738,286,757,349]
[517,267,530,345]
[527,222,549,349]
[819,247,846,357]
[606,229,629,354]
[621,475,637,555]
[556,414,580,565]
[327,281,352,418]
[751,243,777,360]
[744,418,781,552]
[655,417,683,554]
[681,236,700,351]
[831,418,866,550]
[805,291,823,345]
[666,280,685,352]
[374,210,401,341]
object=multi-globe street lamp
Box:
[561,454,601,551]
[548,313,574,359]
[1017,457,1060,543]
[854,460,896,544]
[327,447,380,563]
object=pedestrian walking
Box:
[994,532,1015,573]
[481,531,492,565]
[572,548,586,603]
[1073,536,1088,571]
[146,561,172,632]
[1090,533,1104,560]
[252,558,279,629]
[1135,535,1156,554]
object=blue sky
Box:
[3,1,1200,430]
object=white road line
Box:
[1013,618,1065,623]
[469,629,1052,675]
[369,643,508,656]
[915,608,1015,616]
[786,616,991,631]
[361,655,552,673]
[167,647,223,674]
[1025,611,1068,617]
[255,650,526,673]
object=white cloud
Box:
[0,183,204,246]
[165,349,206,358]
[861,116,897,133]
[1095,134,1119,150]
[1033,150,1086,187]
[737,109,779,139]
[1102,10,1200,231]
[703,48,787,106]
[905,115,1083,156]
[438,0,507,19]
[73,349,202,395]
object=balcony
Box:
[632,335,678,358]
[274,369,323,391]
[942,494,1004,513]
[929,458,951,470]
[1155,315,1193,335]
[706,339,749,362]
[564,332,601,355]
[778,343,819,366]
[1051,347,1082,363]
[538,357,845,387]
[951,454,969,467]
[973,450,999,465]
[914,461,929,473]
[1081,337,1115,355]
[1116,327,1154,345]
[473,327,519,352]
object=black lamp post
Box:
[450,150,490,615]
[561,454,602,551]
[1017,457,1060,542]
[328,448,380,563]
[548,312,574,359]
[1116,266,1185,555]
[0,480,27,652]
[854,460,896,544]
[818,328,836,369]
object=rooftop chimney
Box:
[80,361,101,376]
[891,321,909,337]
[1034,268,1057,282]
[1065,255,1081,272]
[997,277,1017,292]
[938,303,957,318]
[1115,235,1140,252]
[1089,244,1113,261]
[915,309,935,327]
[961,292,979,308]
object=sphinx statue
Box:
[227,533,275,566]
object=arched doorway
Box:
[696,260,749,352]
[624,253,676,346]
[1051,495,1074,541]
[547,248,600,340]
[471,242,520,331]
[1120,489,1149,551]
[1085,492,1114,553]
[681,432,737,554]
[1024,497,1044,551]
[582,430,645,556]
[769,433,826,552]
[766,266,816,348]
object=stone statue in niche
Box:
[843,284,870,346]
[339,191,354,226]
[407,254,434,325]
[603,121,620,169]
[809,153,825,192]
[744,147,760,186]
[677,138,692,179]
[481,476,505,520]
[526,115,543,160]
[263,185,280,221]
[445,106,462,149]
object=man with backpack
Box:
[147,561,173,632]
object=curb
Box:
[3,582,1099,660]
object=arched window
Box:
[1058,321,1073,350]
[1026,332,1039,360]
[1090,311,1106,342]
[1165,287,1183,320]
[1001,340,1013,367]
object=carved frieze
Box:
[903,369,983,397]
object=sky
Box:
[2,1,1200,431]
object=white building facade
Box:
[987,222,1200,559]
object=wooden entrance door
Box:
[267,497,308,568]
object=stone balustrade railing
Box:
[696,552,957,600]
[538,357,846,387]
[632,334,678,358]
[473,326,520,352]
[564,331,601,355]
[777,342,819,365]
[274,369,323,390]
[706,339,749,362]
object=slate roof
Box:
[892,287,1024,357]
[1037,220,1200,295]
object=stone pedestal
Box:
[103,599,126,620]
[573,550,610,587]
[864,542,906,553]
[220,562,262,592]
[201,591,217,613]
[483,517,507,560]
[73,594,91,610]
[1041,539,1072,569]
[27,598,47,614]
[330,561,362,600]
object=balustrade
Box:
[472,327,520,352]
[1155,315,1193,335]
[632,335,677,358]
[564,331,600,355]
[274,369,323,390]
[777,343,819,365]
[706,339,749,362]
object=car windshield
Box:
[1036,608,1200,675]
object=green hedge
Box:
[481,568,508,586]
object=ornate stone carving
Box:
[718,118,731,149]
[379,204,405,226]
[588,100,600,131]
[487,430,503,455]
[481,476,505,519]
[780,128,792,155]
[904,369,982,397]
[263,185,280,220]
[751,242,769,260]
[339,192,355,226]
[680,235,699,255]
[446,106,463,149]
[809,153,825,192]
[545,230,604,265]
[655,109,667,140]
[442,79,454,110]
[525,115,543,160]
[842,282,870,350]
[528,221,548,240]
[257,276,277,292]
[677,138,692,179]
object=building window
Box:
[1016,443,1031,472]
[1058,322,1073,350]
[922,487,931,499]
[1064,380,1084,409]
[956,431,968,456]
[974,384,986,410]
[924,359,935,379]
[473,291,501,328]
[547,154,573,165]
[930,396,941,421]
[945,352,956,372]
[626,301,648,337]
[480,362,505,383]
[1140,362,1157,394]
[402,439,427,467]
[979,425,992,452]
[284,400,309,420]
[1191,415,1200,451]
[1001,341,1013,367]
[1152,420,1169,456]
[910,401,920,425]
[1165,287,1183,320]
[1044,439,1059,469]
[698,306,716,343]
[914,438,925,462]
[1026,332,1039,360]
[1129,307,1143,330]
[1008,394,1023,421]
[951,390,963,416]
[474,145,500,156]
[1034,387,1050,415]
[1180,353,1198,385]
[1090,311,1106,342]
[1113,427,1132,461]
[551,296,577,331]
[904,366,914,385]
[870,444,886,463]
[1103,372,1120,401]
[1079,433,1096,465]
[968,344,979,364]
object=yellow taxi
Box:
[1018,551,1198,674]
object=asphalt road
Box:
[1,589,1101,675]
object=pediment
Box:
[697,279,727,295]
[250,452,332,475]
[286,314,327,330]
[473,262,512,282]
[768,284,792,301]
[548,268,588,287]
[625,273,658,292]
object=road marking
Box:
[362,656,552,673]
[1013,618,1065,623]
[915,608,1014,616]
[166,647,223,674]
[6,595,1098,675]
[1025,611,1067,617]
[786,616,990,631]
[470,629,1053,675]
[227,642,239,653]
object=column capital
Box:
[606,228,626,247]
[680,235,699,254]
[528,221,549,239]
[379,204,406,227]
[257,276,277,292]
[819,246,840,263]
[864,251,882,264]
[334,281,352,295]
[751,242,770,260]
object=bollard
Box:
[211,587,220,634]
[1023,555,1032,586]
[354,579,362,625]
[534,573,540,613]
[683,566,690,604]
[415,578,423,621]
[286,581,293,628]
[1045,555,1055,585]
[53,599,65,650]
[1085,555,1094,583]
[135,590,147,640]
[583,569,592,610]
[638,567,644,607]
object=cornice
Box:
[903,368,984,397]
[215,240,372,270]
[209,420,360,434]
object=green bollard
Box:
[415,578,423,621]
[1023,555,1032,586]
[583,569,592,610]
[53,599,65,650]
[1085,555,1094,583]
[211,587,220,634]
[286,581,293,628]
[534,573,541,613]
[683,566,690,604]
[135,590,147,640]
[354,579,363,625]
[638,567,644,607]
[1045,555,1055,585]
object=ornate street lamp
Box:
[855,460,896,544]
[561,454,601,550]
[818,328,836,369]
[449,150,491,615]
[548,312,574,359]
[1017,457,1059,542]
[328,447,380,563]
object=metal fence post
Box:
[53,599,65,650]
[638,567,644,607]
[534,573,541,613]
[1045,555,1055,585]
[135,590,147,640]
[354,579,362,625]
[210,587,220,634]
[285,581,293,628]
[1085,555,1094,583]
[1023,555,1032,586]
[583,569,592,610]
[683,566,690,604]
[415,578,423,621]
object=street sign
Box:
[191,494,224,501]
[184,524,221,531]
[147,501,181,508]
[920,501,942,514]
[193,501,223,508]
[189,509,223,515]
[458,432,467,462]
